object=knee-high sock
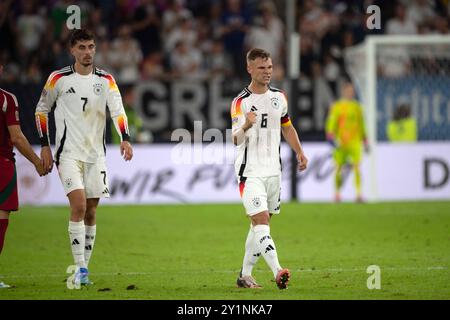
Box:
[354,165,361,196]
[335,166,343,193]
[241,224,261,277]
[68,221,86,268]
[253,224,282,278]
[84,225,96,267]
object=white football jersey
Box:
[36,65,129,164]
[230,86,292,178]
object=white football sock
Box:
[241,224,261,277]
[84,225,96,267]
[253,224,282,278]
[68,221,86,268]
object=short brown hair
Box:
[70,29,95,47]
[246,48,271,62]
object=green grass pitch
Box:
[0,202,449,300]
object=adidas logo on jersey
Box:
[65,87,76,94]
[102,187,110,195]
[250,106,258,112]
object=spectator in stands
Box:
[95,39,115,74]
[244,1,284,66]
[54,41,73,69]
[169,40,203,80]
[162,0,193,36]
[16,1,46,65]
[207,0,224,40]
[386,4,418,35]
[132,0,162,57]
[387,104,418,142]
[204,38,233,80]
[21,56,42,84]
[406,0,436,29]
[110,25,143,85]
[219,0,251,78]
[165,16,198,53]
[0,0,15,57]
[141,51,165,80]
[377,44,411,78]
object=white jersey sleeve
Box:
[104,73,130,142]
[35,67,71,146]
[231,91,249,145]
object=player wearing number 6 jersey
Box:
[231,48,308,289]
[35,29,133,287]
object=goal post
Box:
[344,35,450,202]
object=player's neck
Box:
[248,82,269,94]
[74,62,93,76]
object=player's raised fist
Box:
[245,111,257,128]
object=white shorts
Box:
[57,158,110,199]
[239,175,281,216]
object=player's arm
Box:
[281,121,307,172]
[279,93,307,171]
[3,92,46,176]
[325,103,338,147]
[106,74,133,161]
[358,104,369,152]
[35,73,59,171]
[231,98,255,145]
[8,125,46,176]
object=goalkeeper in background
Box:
[325,82,368,202]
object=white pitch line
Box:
[0,266,447,279]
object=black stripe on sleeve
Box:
[55,121,67,167]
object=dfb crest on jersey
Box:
[93,83,103,96]
[271,98,279,110]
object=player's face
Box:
[248,57,273,86]
[71,40,96,67]
[343,84,355,99]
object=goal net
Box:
[344,35,450,201]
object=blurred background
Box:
[1,0,450,203]
[2,0,450,142]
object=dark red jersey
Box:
[0,88,20,160]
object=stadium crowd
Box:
[1,0,450,86]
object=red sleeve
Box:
[3,91,20,126]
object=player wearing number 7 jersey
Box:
[231,48,308,289]
[35,29,133,287]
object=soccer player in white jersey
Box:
[231,48,308,289]
[35,29,133,287]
